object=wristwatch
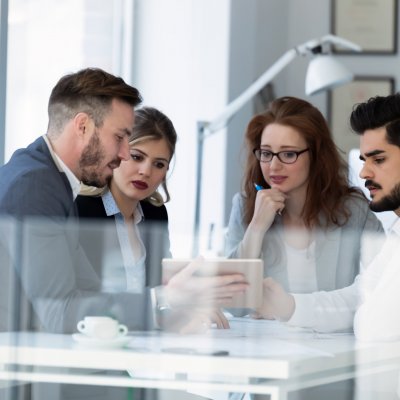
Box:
[150,287,171,329]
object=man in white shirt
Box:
[350,94,400,342]
[253,93,400,341]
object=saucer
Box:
[72,333,131,348]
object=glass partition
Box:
[0,215,397,400]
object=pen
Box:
[253,182,282,216]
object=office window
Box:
[5,0,132,161]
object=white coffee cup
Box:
[77,316,128,340]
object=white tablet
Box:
[161,258,263,309]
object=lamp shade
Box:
[305,55,354,96]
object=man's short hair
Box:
[47,68,142,135]
[350,93,400,147]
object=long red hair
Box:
[242,96,362,227]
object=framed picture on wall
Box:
[328,77,395,155]
[331,0,398,54]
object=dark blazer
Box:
[0,137,155,333]
[76,195,171,288]
[0,136,75,219]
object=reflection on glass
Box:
[0,217,398,400]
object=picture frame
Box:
[328,77,395,154]
[331,0,398,54]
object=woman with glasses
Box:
[225,96,384,329]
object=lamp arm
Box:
[204,34,360,136]
[206,47,297,134]
[320,34,362,52]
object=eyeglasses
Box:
[253,148,309,164]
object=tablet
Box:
[161,258,263,309]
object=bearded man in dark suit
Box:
[0,68,247,335]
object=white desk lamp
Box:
[193,34,361,254]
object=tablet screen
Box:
[162,258,263,309]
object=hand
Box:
[179,308,230,334]
[252,277,295,321]
[164,257,249,308]
[249,188,287,233]
[158,308,230,334]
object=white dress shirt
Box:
[43,135,81,200]
[288,225,389,333]
[353,218,400,341]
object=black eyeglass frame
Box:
[253,148,310,164]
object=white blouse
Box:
[285,240,318,293]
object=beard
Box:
[369,182,400,212]
[79,130,118,187]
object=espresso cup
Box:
[77,316,128,340]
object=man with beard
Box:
[351,94,400,341]
[249,94,400,341]
[0,68,139,334]
[0,68,247,335]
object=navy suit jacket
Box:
[0,137,155,333]
[0,136,75,218]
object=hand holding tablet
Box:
[162,258,263,309]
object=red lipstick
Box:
[132,180,148,190]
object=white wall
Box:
[132,0,231,256]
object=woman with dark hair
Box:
[225,96,384,329]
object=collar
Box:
[389,217,400,236]
[101,190,144,224]
[43,135,81,200]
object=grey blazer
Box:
[0,137,155,333]
[225,192,384,292]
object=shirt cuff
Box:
[286,293,316,329]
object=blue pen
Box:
[254,182,282,215]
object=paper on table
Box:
[128,319,334,359]
[223,317,353,340]
[127,318,335,399]
[218,317,313,338]
[185,319,335,400]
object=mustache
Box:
[365,179,382,190]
